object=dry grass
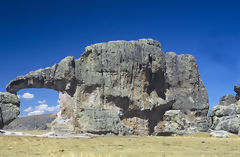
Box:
[0,132,240,157]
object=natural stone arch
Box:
[6,56,76,95]
[6,56,77,132]
[5,39,209,135]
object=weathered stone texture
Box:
[6,39,209,135]
[0,92,20,128]
[209,88,240,134]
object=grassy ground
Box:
[0,132,239,157]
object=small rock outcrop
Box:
[234,84,240,100]
[0,92,20,128]
[210,130,231,138]
[6,39,209,135]
[209,85,240,135]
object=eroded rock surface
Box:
[6,39,209,135]
[0,92,20,128]
[209,86,240,134]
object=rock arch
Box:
[4,39,209,135]
[6,56,76,133]
[6,56,76,95]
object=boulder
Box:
[209,104,240,134]
[219,94,237,106]
[210,130,230,138]
[214,117,240,134]
[234,84,240,93]
[6,39,209,135]
[209,85,240,134]
[154,110,208,135]
[234,84,240,100]
[0,92,20,128]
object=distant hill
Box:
[3,113,57,130]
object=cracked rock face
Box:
[0,92,20,128]
[6,39,209,135]
[209,87,240,134]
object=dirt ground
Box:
[0,132,239,157]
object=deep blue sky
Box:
[1,0,240,116]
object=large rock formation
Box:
[209,85,240,135]
[6,39,209,135]
[0,92,20,128]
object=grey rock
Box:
[154,110,208,135]
[208,104,238,117]
[234,84,240,100]
[236,94,240,101]
[215,117,240,134]
[210,130,230,138]
[165,52,209,111]
[234,84,240,93]
[0,92,20,128]
[6,56,75,95]
[6,39,209,135]
[209,87,240,134]
[219,94,237,106]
